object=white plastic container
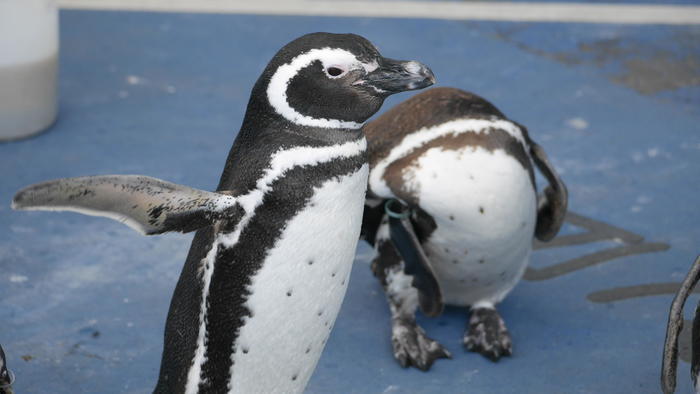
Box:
[0,0,58,141]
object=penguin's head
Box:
[256,32,435,130]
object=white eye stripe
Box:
[266,47,376,130]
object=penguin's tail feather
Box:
[12,175,239,235]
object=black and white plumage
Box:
[12,32,435,393]
[0,344,13,394]
[361,87,567,369]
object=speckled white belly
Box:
[404,146,536,306]
[228,165,368,394]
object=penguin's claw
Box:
[463,308,513,362]
[391,319,451,371]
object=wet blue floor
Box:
[1,9,699,394]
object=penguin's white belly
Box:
[404,146,536,306]
[228,164,368,394]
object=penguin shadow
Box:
[523,210,669,282]
[524,210,686,354]
[522,210,700,392]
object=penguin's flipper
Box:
[360,197,387,247]
[661,255,700,394]
[530,140,568,242]
[385,200,444,317]
[12,175,239,235]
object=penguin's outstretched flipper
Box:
[12,175,239,235]
[530,140,568,242]
[661,255,700,394]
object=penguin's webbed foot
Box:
[463,307,512,362]
[392,318,451,371]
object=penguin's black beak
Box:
[356,58,435,95]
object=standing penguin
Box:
[12,33,435,393]
[361,87,567,369]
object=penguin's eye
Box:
[325,66,347,78]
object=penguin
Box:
[0,344,13,394]
[360,87,568,369]
[661,254,700,394]
[12,32,435,393]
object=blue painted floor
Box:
[1,9,699,394]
